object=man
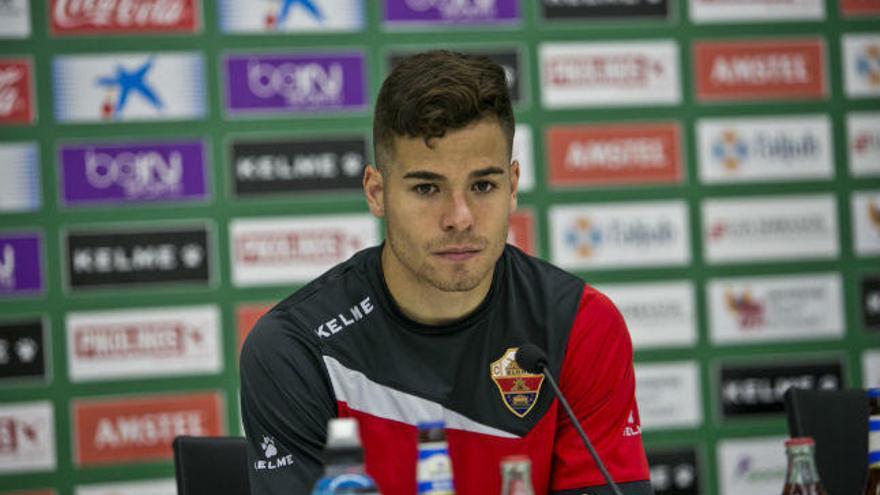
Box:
[240,50,653,495]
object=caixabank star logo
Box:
[490,347,544,418]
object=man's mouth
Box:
[433,246,482,262]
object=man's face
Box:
[365,118,519,293]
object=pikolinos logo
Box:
[50,0,199,34]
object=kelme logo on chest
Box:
[490,347,544,418]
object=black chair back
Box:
[783,388,869,495]
[173,436,250,495]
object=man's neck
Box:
[380,245,494,327]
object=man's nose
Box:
[440,192,475,232]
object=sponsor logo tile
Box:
[694,39,827,102]
[513,124,534,192]
[844,34,880,98]
[0,58,35,125]
[550,200,691,270]
[0,318,48,383]
[597,281,697,349]
[0,401,55,473]
[863,275,880,331]
[219,0,364,33]
[66,305,222,383]
[702,194,839,264]
[75,479,176,495]
[852,191,880,256]
[540,0,670,20]
[223,52,366,115]
[0,232,44,297]
[236,303,273,353]
[848,112,880,177]
[65,224,212,290]
[0,142,40,213]
[547,122,683,187]
[647,447,700,495]
[52,52,206,123]
[73,391,224,466]
[840,0,880,16]
[0,0,31,38]
[60,139,208,206]
[50,0,200,35]
[689,0,823,23]
[635,361,702,429]
[540,41,681,108]
[717,436,787,495]
[708,273,844,344]
[697,115,833,184]
[230,214,379,286]
[383,0,520,26]
[864,350,880,388]
[230,134,366,197]
[718,358,844,418]
[508,209,537,256]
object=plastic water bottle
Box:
[417,421,455,494]
[311,418,381,495]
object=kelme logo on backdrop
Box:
[224,52,366,114]
[647,447,700,495]
[50,0,201,35]
[0,142,40,213]
[52,52,206,123]
[219,0,364,33]
[73,392,223,466]
[694,39,827,101]
[60,140,208,206]
[0,401,55,474]
[231,135,366,197]
[0,58,35,124]
[0,232,44,297]
[719,359,843,418]
[0,319,47,383]
[540,0,669,20]
[65,224,211,290]
[383,0,519,26]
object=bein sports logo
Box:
[247,59,343,106]
[564,217,603,258]
[263,0,323,29]
[95,57,162,120]
[84,148,183,197]
[856,43,880,88]
[405,0,498,18]
[725,289,765,329]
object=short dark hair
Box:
[373,50,515,171]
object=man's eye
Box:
[473,181,496,193]
[413,183,437,195]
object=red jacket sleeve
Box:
[550,285,651,492]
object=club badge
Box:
[490,347,544,418]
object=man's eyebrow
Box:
[401,166,507,181]
[470,166,506,178]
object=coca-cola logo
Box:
[53,0,188,28]
[0,65,23,118]
[247,60,343,105]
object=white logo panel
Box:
[843,34,880,98]
[852,190,880,256]
[697,115,833,183]
[702,194,839,264]
[596,281,697,349]
[708,273,844,344]
[718,437,788,495]
[539,41,681,108]
[550,201,691,270]
[231,214,380,286]
[0,0,31,38]
[0,142,40,213]
[76,479,177,495]
[53,52,206,123]
[689,0,824,23]
[513,124,534,193]
[864,350,880,389]
[219,0,364,33]
[635,361,702,430]
[0,401,56,473]
[848,112,880,177]
[66,305,223,383]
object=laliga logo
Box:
[247,60,343,106]
[564,217,602,258]
[85,148,183,197]
[406,0,497,17]
[263,0,323,29]
[724,289,765,329]
[712,130,748,170]
[0,65,23,118]
[856,43,880,88]
[94,57,163,119]
[0,244,15,289]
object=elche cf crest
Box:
[490,347,544,418]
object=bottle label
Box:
[870,415,880,468]
[417,446,454,495]
[312,473,380,495]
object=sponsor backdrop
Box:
[0,1,878,494]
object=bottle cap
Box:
[785,437,815,447]
[501,455,531,464]
[868,388,880,398]
[326,418,362,449]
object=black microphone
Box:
[516,344,625,495]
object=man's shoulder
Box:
[503,244,584,294]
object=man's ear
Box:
[509,159,520,211]
[363,165,385,217]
